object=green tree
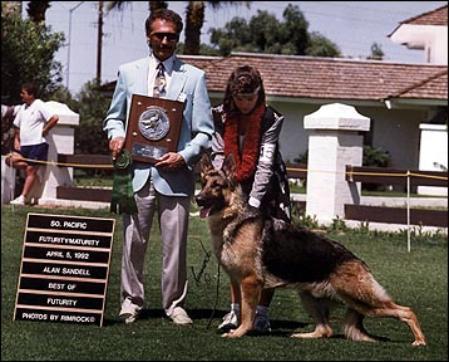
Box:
[209,4,340,57]
[306,32,341,58]
[1,6,65,104]
[183,1,250,55]
[107,1,248,55]
[75,80,110,155]
[106,0,167,14]
[26,0,51,25]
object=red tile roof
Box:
[179,53,448,101]
[100,53,447,102]
[399,5,448,26]
[390,69,448,99]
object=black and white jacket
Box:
[211,104,291,222]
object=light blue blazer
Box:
[103,56,214,197]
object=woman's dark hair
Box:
[21,82,38,97]
[145,9,183,36]
[223,65,266,114]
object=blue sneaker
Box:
[253,312,271,333]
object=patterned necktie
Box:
[153,62,166,98]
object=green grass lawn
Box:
[1,205,447,361]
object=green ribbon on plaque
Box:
[110,150,137,214]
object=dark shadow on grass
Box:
[103,308,225,326]
[103,308,322,338]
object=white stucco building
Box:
[389,5,448,65]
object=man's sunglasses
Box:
[151,32,179,42]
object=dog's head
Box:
[195,153,238,219]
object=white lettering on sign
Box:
[74,252,89,260]
[47,297,78,307]
[67,284,76,291]
[60,315,95,323]
[48,282,66,290]
[43,266,60,274]
[22,312,48,320]
[38,236,100,247]
[46,250,64,258]
[62,267,91,276]
[63,221,88,229]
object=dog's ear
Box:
[199,153,214,176]
[222,154,237,180]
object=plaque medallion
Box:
[124,95,184,164]
[138,106,170,141]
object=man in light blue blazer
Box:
[103,9,214,325]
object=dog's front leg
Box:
[224,275,262,338]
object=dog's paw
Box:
[222,329,245,338]
[412,340,426,347]
[221,331,235,338]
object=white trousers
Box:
[121,178,190,317]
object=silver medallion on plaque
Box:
[138,106,170,141]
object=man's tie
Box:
[153,63,166,98]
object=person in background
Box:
[5,83,59,205]
[211,65,291,333]
[103,9,214,326]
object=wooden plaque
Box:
[124,94,184,163]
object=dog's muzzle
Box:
[195,194,215,219]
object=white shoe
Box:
[10,195,27,206]
[253,312,271,333]
[218,309,240,331]
[169,306,193,325]
[119,298,142,324]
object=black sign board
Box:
[14,213,115,327]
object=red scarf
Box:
[223,104,266,182]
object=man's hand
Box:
[154,152,186,170]
[42,115,59,137]
[109,137,125,160]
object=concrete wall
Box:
[357,106,425,169]
[270,101,319,162]
[270,102,426,169]
[211,95,435,172]
[430,26,448,64]
[1,155,16,204]
[418,123,448,196]
[1,102,79,205]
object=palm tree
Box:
[106,1,167,15]
[106,1,249,55]
[183,1,250,55]
[26,0,51,25]
[1,2,23,17]
[184,1,205,55]
[97,1,104,85]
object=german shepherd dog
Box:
[195,154,426,346]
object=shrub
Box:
[362,145,391,191]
